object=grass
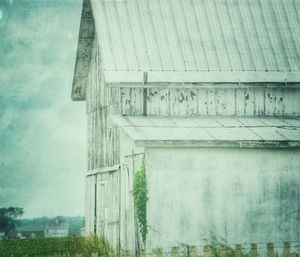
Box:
[0,235,115,257]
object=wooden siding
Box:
[86,37,121,171]
[85,175,96,235]
[87,108,120,170]
[119,85,300,117]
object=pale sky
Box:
[0,0,87,218]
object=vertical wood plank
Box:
[235,244,242,257]
[215,88,223,115]
[220,244,227,257]
[283,242,290,257]
[130,88,143,115]
[94,110,97,169]
[204,245,212,257]
[251,244,258,257]
[190,246,197,257]
[91,111,95,170]
[91,44,96,112]
[123,250,130,257]
[197,88,207,115]
[154,248,163,257]
[265,88,275,116]
[244,88,255,115]
[147,88,160,115]
[243,88,255,115]
[140,249,146,257]
[96,46,100,110]
[206,89,216,115]
[160,88,170,115]
[235,88,245,115]
[172,247,179,257]
[169,88,180,115]
[253,87,265,115]
[187,89,198,115]
[284,88,299,116]
[96,109,100,168]
[121,88,132,115]
[274,87,285,116]
[267,243,274,257]
[104,109,108,166]
[87,114,91,170]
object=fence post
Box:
[204,245,212,257]
[154,248,163,257]
[187,245,190,257]
[140,249,146,257]
[251,244,258,257]
[283,242,291,257]
[235,244,242,257]
[124,250,130,257]
[190,246,197,257]
[267,243,274,257]
[220,244,227,257]
[121,250,125,257]
[172,247,179,257]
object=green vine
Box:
[132,160,148,244]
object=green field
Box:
[0,236,114,257]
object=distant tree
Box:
[0,207,24,237]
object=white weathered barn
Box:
[71,0,300,252]
[44,217,69,238]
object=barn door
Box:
[96,168,120,249]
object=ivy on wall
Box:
[132,160,148,244]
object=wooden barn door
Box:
[96,168,120,249]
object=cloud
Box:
[0,0,86,217]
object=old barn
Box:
[71,0,300,252]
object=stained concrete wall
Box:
[145,147,300,248]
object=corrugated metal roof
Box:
[92,0,300,73]
[111,116,300,147]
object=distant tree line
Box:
[18,216,84,230]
